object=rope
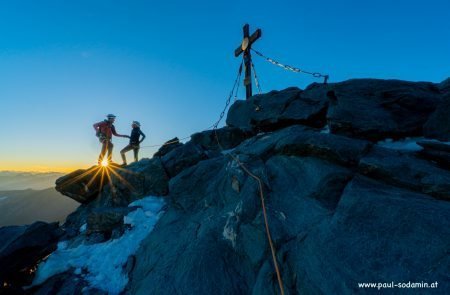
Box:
[213,60,285,295]
[252,48,329,84]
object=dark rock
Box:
[358,146,450,199]
[423,94,450,141]
[287,176,450,294]
[226,87,327,132]
[191,126,252,151]
[274,128,372,166]
[130,155,265,295]
[105,158,170,204]
[417,140,450,169]
[233,125,312,159]
[153,137,183,158]
[55,166,104,204]
[417,140,450,153]
[0,222,63,290]
[438,77,450,94]
[86,207,130,234]
[325,79,442,141]
[161,141,208,178]
[59,158,169,234]
[26,272,89,295]
[265,155,353,235]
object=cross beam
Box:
[234,24,261,99]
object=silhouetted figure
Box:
[93,114,129,165]
[120,121,146,166]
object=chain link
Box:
[213,61,243,129]
[252,48,329,84]
[251,61,262,94]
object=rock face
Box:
[0,222,63,292]
[8,78,450,294]
[191,126,251,151]
[424,94,450,141]
[128,122,450,294]
[226,87,328,132]
[325,79,442,141]
[55,166,102,203]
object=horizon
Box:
[1,0,449,172]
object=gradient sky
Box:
[0,0,449,172]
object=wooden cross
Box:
[234,24,262,99]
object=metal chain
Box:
[213,58,286,295]
[252,48,329,84]
[140,61,244,151]
[251,61,262,94]
[214,61,243,128]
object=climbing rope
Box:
[213,60,285,295]
[252,48,329,84]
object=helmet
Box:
[132,121,141,127]
[106,114,116,119]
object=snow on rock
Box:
[377,137,424,151]
[32,196,165,294]
[320,124,330,134]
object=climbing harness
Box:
[252,48,329,84]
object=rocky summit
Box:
[1,78,450,294]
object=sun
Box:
[100,159,109,167]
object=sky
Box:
[0,0,449,172]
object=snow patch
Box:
[377,137,424,151]
[320,124,330,134]
[79,223,87,233]
[32,196,165,294]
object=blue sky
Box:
[0,0,449,171]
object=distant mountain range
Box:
[0,171,79,226]
[0,171,64,190]
[0,188,79,226]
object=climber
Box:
[93,114,129,165]
[120,121,146,166]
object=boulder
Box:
[423,94,450,141]
[325,79,442,141]
[55,166,103,204]
[358,146,450,199]
[234,125,317,160]
[104,158,170,205]
[190,126,251,151]
[0,222,63,290]
[86,207,131,234]
[274,128,372,166]
[226,87,327,132]
[233,124,371,167]
[161,142,208,178]
[153,137,183,158]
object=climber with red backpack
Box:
[93,114,129,165]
